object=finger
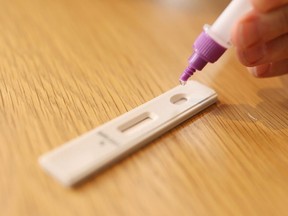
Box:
[247,60,288,77]
[232,5,288,49]
[250,0,288,13]
[237,34,288,66]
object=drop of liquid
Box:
[179,80,187,86]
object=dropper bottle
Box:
[179,0,252,85]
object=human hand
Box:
[232,0,288,77]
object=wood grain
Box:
[1,0,288,215]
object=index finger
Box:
[251,0,288,12]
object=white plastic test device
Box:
[39,81,217,186]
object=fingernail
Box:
[248,67,257,76]
[241,44,267,65]
[238,18,262,48]
[248,63,272,77]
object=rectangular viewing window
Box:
[118,112,155,134]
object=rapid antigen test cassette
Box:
[39,81,217,186]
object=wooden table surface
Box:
[1,0,288,215]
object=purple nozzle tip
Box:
[179,65,196,85]
[178,30,227,85]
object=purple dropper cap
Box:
[179,31,227,85]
